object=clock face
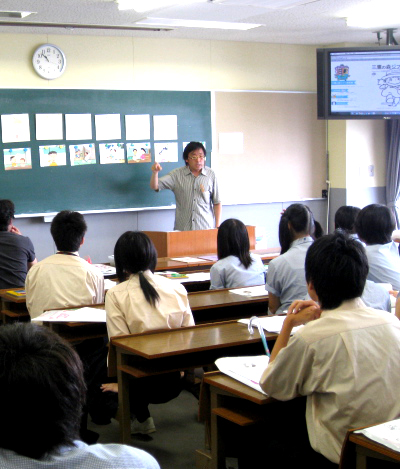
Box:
[32,44,66,80]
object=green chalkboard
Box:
[0,90,212,214]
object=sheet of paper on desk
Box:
[355,419,400,452]
[104,279,117,290]
[170,257,208,263]
[238,317,303,334]
[31,307,106,323]
[215,355,269,395]
[92,264,117,276]
[229,285,267,297]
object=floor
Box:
[88,389,205,469]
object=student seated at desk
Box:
[334,205,361,238]
[25,210,111,435]
[209,218,265,290]
[265,204,314,314]
[25,210,104,318]
[355,203,400,291]
[260,232,400,468]
[0,323,159,469]
[335,205,391,312]
[103,231,194,435]
[0,199,37,289]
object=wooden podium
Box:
[144,226,256,258]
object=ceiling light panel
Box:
[117,0,205,12]
[209,0,319,9]
[0,11,36,18]
[136,17,261,29]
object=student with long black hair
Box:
[266,204,314,314]
[210,218,265,289]
[103,231,194,435]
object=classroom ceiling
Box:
[0,0,399,45]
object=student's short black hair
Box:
[114,231,159,306]
[217,218,253,269]
[0,199,15,231]
[183,142,206,164]
[50,210,87,252]
[305,232,368,310]
[0,323,85,459]
[355,204,395,245]
[334,205,361,233]
[279,204,315,254]
[48,150,57,155]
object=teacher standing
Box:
[150,142,222,231]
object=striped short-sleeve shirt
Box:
[158,165,221,231]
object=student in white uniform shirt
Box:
[210,218,265,290]
[260,232,400,468]
[265,204,314,314]
[355,203,400,291]
[103,231,194,435]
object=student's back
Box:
[104,231,194,435]
[266,204,314,313]
[25,210,104,319]
[0,199,36,289]
[355,204,400,290]
[210,219,265,290]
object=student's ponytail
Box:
[114,231,160,306]
[279,204,314,254]
[138,271,160,307]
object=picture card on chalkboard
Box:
[1,114,30,143]
[154,142,178,163]
[95,114,121,141]
[99,143,125,164]
[127,142,151,163]
[3,148,32,170]
[65,114,92,141]
[39,145,67,167]
[153,115,178,140]
[125,115,150,140]
[69,144,96,166]
[36,114,63,141]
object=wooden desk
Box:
[340,427,400,469]
[155,248,280,273]
[0,288,30,323]
[110,321,277,444]
[189,287,268,323]
[43,303,107,344]
[1,286,268,325]
[198,371,271,469]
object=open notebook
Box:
[215,355,269,395]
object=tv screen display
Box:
[317,47,400,119]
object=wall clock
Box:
[32,44,66,80]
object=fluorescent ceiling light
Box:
[117,0,204,12]
[0,11,36,19]
[345,0,400,28]
[210,0,319,9]
[136,17,261,30]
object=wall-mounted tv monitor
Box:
[317,46,400,119]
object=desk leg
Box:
[210,391,225,469]
[117,351,131,444]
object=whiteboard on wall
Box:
[212,91,326,204]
